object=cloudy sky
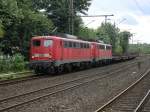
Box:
[82,0,150,44]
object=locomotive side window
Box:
[106,46,111,50]
[106,46,108,50]
[76,42,80,48]
[73,42,76,48]
[33,40,41,47]
[80,43,83,48]
[87,44,90,48]
[79,43,89,49]
[97,45,99,49]
[86,44,88,48]
[69,42,73,48]
[99,45,105,49]
[84,43,87,48]
[64,41,69,48]
[44,39,53,47]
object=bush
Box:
[0,59,8,72]
[0,54,27,73]
[115,45,123,55]
[11,54,26,72]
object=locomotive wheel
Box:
[65,64,72,73]
[34,69,40,75]
[98,61,102,66]
[80,63,85,70]
[56,65,64,74]
[34,68,43,75]
[87,62,92,69]
[84,62,89,69]
[47,66,55,75]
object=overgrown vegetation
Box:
[129,44,150,54]
[0,54,27,73]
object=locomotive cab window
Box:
[44,39,53,47]
[33,40,41,47]
[106,46,111,50]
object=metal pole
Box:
[105,16,107,24]
[68,0,71,34]
[71,0,74,35]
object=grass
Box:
[0,53,34,80]
[0,71,34,81]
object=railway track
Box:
[95,68,150,112]
[141,91,150,112]
[0,61,138,112]
[134,90,150,112]
[0,58,139,86]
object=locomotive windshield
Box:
[44,39,53,47]
[33,40,41,47]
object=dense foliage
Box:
[0,0,92,57]
[129,44,150,54]
[31,0,91,34]
[119,31,132,54]
[96,23,132,54]
[97,23,119,52]
[0,0,54,58]
[78,26,97,40]
[0,54,26,73]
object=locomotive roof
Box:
[91,41,111,46]
[32,36,111,46]
[32,36,91,43]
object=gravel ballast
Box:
[1,57,150,112]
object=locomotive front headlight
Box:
[32,56,35,59]
[32,53,52,58]
[49,54,52,58]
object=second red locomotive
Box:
[29,34,112,74]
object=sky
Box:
[82,0,150,44]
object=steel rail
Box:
[94,68,150,112]
[0,62,137,111]
[134,90,150,112]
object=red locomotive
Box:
[29,34,112,74]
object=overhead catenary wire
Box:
[80,14,114,24]
[133,0,145,14]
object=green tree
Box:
[97,23,119,52]
[119,31,132,54]
[0,22,4,38]
[34,0,91,34]
[78,26,97,40]
[0,0,53,58]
